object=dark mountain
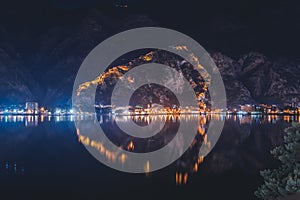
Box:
[237,53,300,105]
[0,28,41,104]
[212,52,300,107]
[29,10,157,106]
[77,48,300,108]
[212,52,300,105]
[0,10,299,107]
[211,52,254,107]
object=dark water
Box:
[0,114,298,200]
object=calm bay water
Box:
[0,114,298,200]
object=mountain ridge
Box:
[0,11,299,107]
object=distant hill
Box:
[0,9,299,107]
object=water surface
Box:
[0,114,298,199]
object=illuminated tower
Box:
[25,102,39,115]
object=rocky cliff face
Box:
[0,10,299,107]
[238,53,300,105]
[213,52,300,106]
[89,49,207,107]
[211,52,254,107]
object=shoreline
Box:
[0,112,299,117]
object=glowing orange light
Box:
[127,76,134,83]
[118,153,127,164]
[183,173,188,184]
[198,125,205,136]
[142,52,153,61]
[127,141,134,151]
[174,46,188,51]
[193,163,198,172]
[117,65,129,71]
[198,156,204,164]
[144,161,150,175]
[77,65,130,96]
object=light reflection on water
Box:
[0,114,296,199]
[0,114,299,127]
[0,115,93,127]
[74,114,299,185]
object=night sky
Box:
[0,0,299,58]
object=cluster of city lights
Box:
[0,101,300,117]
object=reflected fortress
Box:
[0,113,298,185]
[0,112,295,198]
[75,114,207,183]
[74,114,299,185]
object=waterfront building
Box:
[25,102,39,114]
